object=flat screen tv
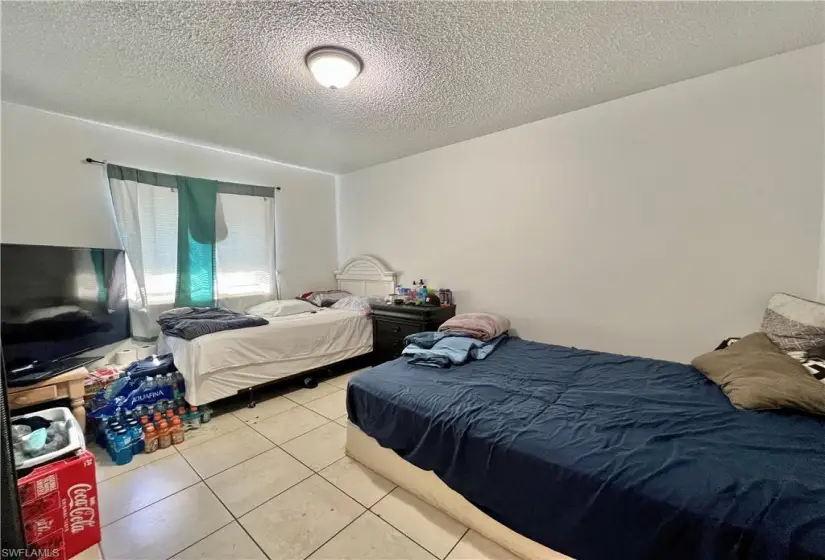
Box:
[1,243,129,383]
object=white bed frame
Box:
[335,255,397,297]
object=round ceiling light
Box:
[306,47,362,89]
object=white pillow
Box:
[331,295,373,315]
[245,299,318,318]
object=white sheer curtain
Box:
[108,179,178,340]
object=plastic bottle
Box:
[144,425,159,454]
[170,417,185,445]
[96,415,111,447]
[152,411,162,429]
[105,422,122,459]
[200,405,212,424]
[114,428,132,465]
[170,374,180,398]
[411,281,417,303]
[173,371,185,398]
[419,279,427,303]
[157,420,172,449]
[166,409,175,424]
[143,376,157,391]
[127,420,144,454]
[189,406,202,430]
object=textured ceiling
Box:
[2,1,823,173]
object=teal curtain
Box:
[174,177,219,307]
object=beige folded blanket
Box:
[438,312,510,341]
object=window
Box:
[125,188,275,305]
[109,169,277,339]
[215,192,276,303]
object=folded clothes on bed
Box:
[437,312,510,341]
[157,307,268,340]
[402,331,506,368]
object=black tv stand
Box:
[6,356,100,388]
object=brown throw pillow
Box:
[692,332,825,416]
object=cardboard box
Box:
[17,450,101,560]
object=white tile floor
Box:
[83,369,517,560]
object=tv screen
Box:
[1,244,130,372]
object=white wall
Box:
[338,44,825,362]
[1,103,338,298]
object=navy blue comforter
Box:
[347,337,825,560]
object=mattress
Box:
[159,309,372,405]
[346,337,825,560]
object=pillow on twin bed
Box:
[761,293,825,353]
[331,295,374,315]
[693,332,825,416]
[245,299,318,318]
[299,290,351,307]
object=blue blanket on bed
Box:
[401,331,506,368]
[347,337,825,560]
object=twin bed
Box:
[157,255,397,405]
[346,337,825,560]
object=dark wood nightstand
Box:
[371,303,456,364]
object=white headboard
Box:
[335,255,397,298]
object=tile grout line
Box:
[170,421,246,452]
[444,528,470,560]
[93,444,182,485]
[184,443,378,560]
[162,519,237,560]
[225,469,314,527]
[99,434,271,527]
[193,444,277,481]
[172,442,273,560]
[281,383,344,408]
[368,492,464,560]
[98,375,355,559]
[300,509,370,560]
[245,413,332,448]
[192,454,373,544]
[367,506,444,560]
[98,451,194,528]
[102,478,202,529]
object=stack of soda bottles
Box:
[93,370,212,465]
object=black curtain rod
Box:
[82,158,281,190]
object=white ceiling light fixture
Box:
[306,47,362,90]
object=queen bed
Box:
[158,255,396,405]
[345,337,825,560]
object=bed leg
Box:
[303,376,318,389]
[247,389,256,408]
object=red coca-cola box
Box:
[17,450,101,560]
